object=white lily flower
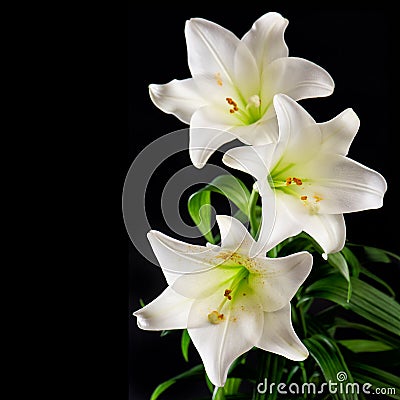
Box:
[149,12,334,168]
[134,216,312,387]
[223,94,387,256]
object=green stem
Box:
[248,185,260,239]
[299,361,308,399]
[252,352,270,400]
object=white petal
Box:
[256,304,309,361]
[257,192,302,254]
[216,215,256,255]
[242,12,289,71]
[149,79,206,124]
[172,265,241,300]
[248,252,313,312]
[262,57,334,108]
[319,108,360,156]
[302,153,387,214]
[185,18,259,98]
[189,108,236,168]
[133,287,193,331]
[228,107,279,145]
[302,212,346,254]
[147,230,219,284]
[272,94,321,164]
[222,144,275,182]
[188,285,264,386]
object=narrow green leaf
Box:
[188,190,214,243]
[304,334,357,400]
[248,187,260,239]
[205,374,214,393]
[339,339,393,353]
[139,298,146,307]
[224,377,241,396]
[187,175,251,243]
[150,364,205,400]
[207,175,251,215]
[341,246,361,277]
[213,387,226,400]
[181,329,190,362]
[327,252,352,302]
[305,275,400,336]
[360,267,395,297]
[351,363,400,400]
[363,246,392,263]
[333,318,400,348]
[150,380,176,400]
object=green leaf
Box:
[213,387,226,400]
[339,339,393,353]
[150,380,176,400]
[333,318,400,348]
[304,334,357,400]
[188,175,251,243]
[360,266,395,297]
[341,246,361,277]
[363,246,392,263]
[350,363,400,400]
[248,187,260,238]
[188,190,214,243]
[181,329,190,362]
[205,374,214,393]
[305,275,400,336]
[150,364,205,400]
[327,252,352,302]
[139,298,146,307]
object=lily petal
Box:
[149,79,206,124]
[248,252,313,312]
[134,287,193,331]
[216,215,256,255]
[147,230,219,284]
[256,304,309,361]
[190,108,236,168]
[319,108,360,156]
[302,153,387,214]
[257,192,302,255]
[172,265,241,300]
[301,211,346,255]
[185,18,259,98]
[222,143,275,182]
[188,286,264,386]
[242,12,289,71]
[263,57,334,111]
[272,94,321,164]
[228,106,279,145]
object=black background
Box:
[128,5,398,400]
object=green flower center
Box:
[225,95,265,125]
[207,253,251,324]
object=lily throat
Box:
[225,95,263,125]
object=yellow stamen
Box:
[215,72,223,86]
[313,194,323,202]
[224,289,232,300]
[226,97,239,114]
[208,310,224,324]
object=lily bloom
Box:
[134,216,312,387]
[149,13,334,168]
[223,94,387,256]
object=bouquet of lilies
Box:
[130,12,400,400]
